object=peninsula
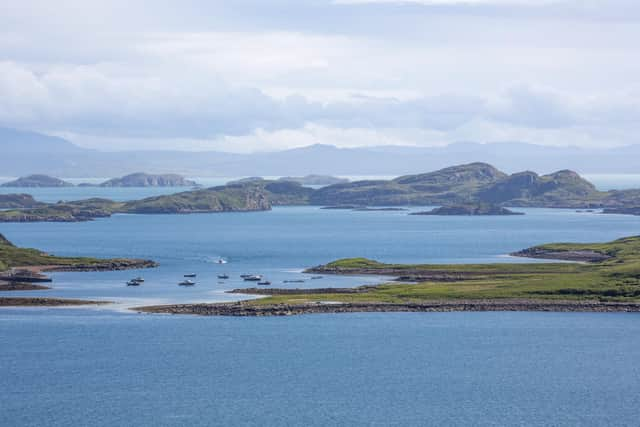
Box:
[136,235,640,316]
[0,232,156,306]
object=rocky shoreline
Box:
[39,259,158,272]
[510,248,612,263]
[0,283,51,291]
[0,297,110,307]
[134,299,640,316]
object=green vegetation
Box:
[0,185,271,222]
[245,236,640,306]
[1,174,73,187]
[0,232,104,270]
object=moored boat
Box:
[184,273,197,278]
[243,275,262,281]
[178,279,195,286]
[217,274,229,279]
[126,280,141,286]
[258,280,271,285]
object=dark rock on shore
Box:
[510,247,611,263]
[0,282,51,291]
[134,299,640,316]
[0,297,109,307]
[41,259,158,272]
[602,206,640,216]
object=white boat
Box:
[184,273,197,278]
[258,280,271,286]
[126,280,141,286]
[243,275,262,281]
[178,279,195,286]
[215,258,227,264]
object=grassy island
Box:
[137,236,640,316]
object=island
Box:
[0,194,43,209]
[410,204,524,216]
[0,232,156,306]
[4,162,640,223]
[278,175,349,186]
[98,172,197,187]
[1,174,73,187]
[0,184,271,222]
[135,235,640,316]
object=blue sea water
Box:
[2,186,640,426]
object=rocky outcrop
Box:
[510,247,612,263]
[1,174,73,187]
[41,259,158,272]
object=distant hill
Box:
[278,175,349,186]
[1,174,74,188]
[3,162,640,222]
[99,173,197,187]
[2,126,640,177]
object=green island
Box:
[2,162,640,222]
[0,232,156,306]
[137,236,640,316]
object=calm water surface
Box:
[2,186,640,426]
[1,310,639,426]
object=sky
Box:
[1,0,639,152]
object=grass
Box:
[0,232,111,271]
[245,236,640,306]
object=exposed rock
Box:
[134,299,640,316]
[0,297,109,306]
[510,247,612,263]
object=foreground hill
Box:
[1,174,73,188]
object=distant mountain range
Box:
[2,127,640,177]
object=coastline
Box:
[0,297,111,307]
[134,299,640,316]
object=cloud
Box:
[1,1,639,151]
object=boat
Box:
[184,273,197,278]
[133,277,145,283]
[258,281,271,286]
[178,279,195,286]
[243,275,262,281]
[215,258,228,264]
[311,276,323,280]
[217,274,229,279]
[284,280,305,283]
[126,280,141,286]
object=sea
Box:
[1,179,640,426]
